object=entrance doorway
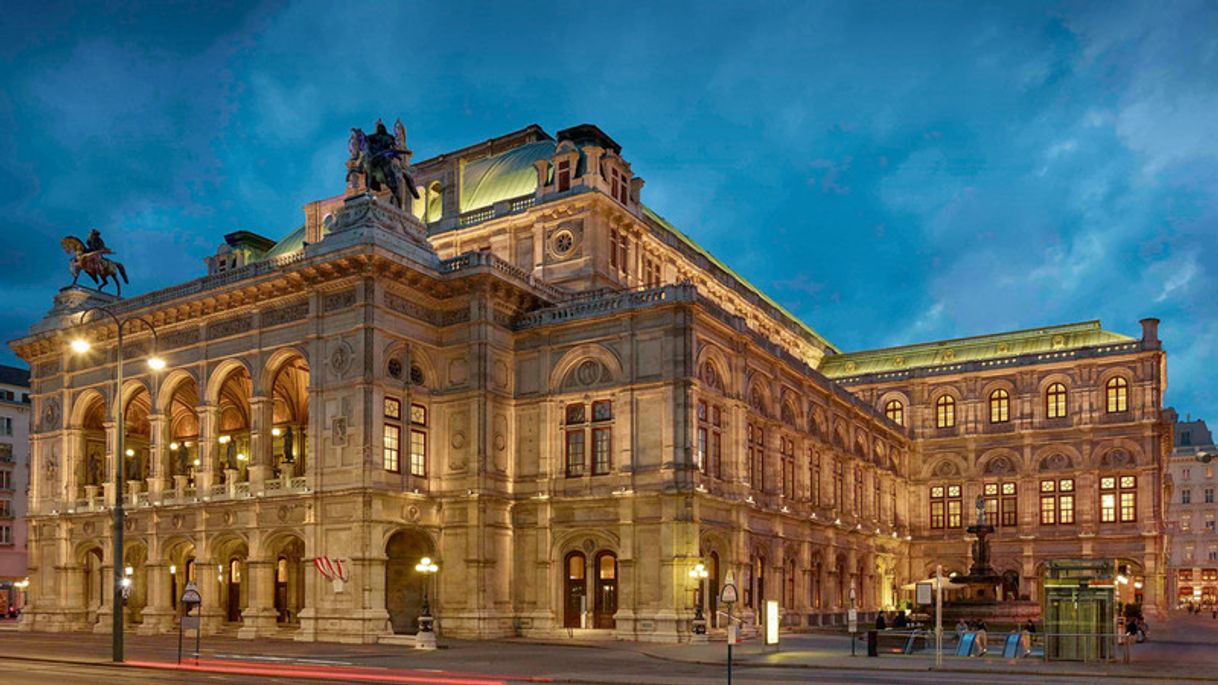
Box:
[385,530,432,635]
[593,552,617,629]
[226,558,243,622]
[564,552,586,628]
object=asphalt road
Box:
[0,655,1156,685]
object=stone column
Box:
[196,404,221,491]
[236,559,278,639]
[64,429,84,504]
[138,562,175,634]
[248,396,273,489]
[197,561,226,634]
[102,419,117,506]
[146,411,168,498]
[93,558,115,634]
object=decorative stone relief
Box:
[329,340,354,377]
[1100,449,1133,468]
[331,416,348,446]
[449,410,469,472]
[207,316,253,340]
[451,432,466,450]
[36,359,61,376]
[404,505,420,522]
[449,358,468,386]
[323,289,357,312]
[933,460,960,477]
[581,538,596,554]
[262,301,309,327]
[161,327,201,349]
[493,359,509,388]
[1038,452,1072,472]
[983,455,1015,476]
[41,398,61,432]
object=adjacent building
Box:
[1166,417,1218,608]
[0,364,31,616]
[8,120,1172,643]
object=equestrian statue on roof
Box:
[346,117,420,212]
[61,227,129,296]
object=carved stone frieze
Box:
[262,301,310,327]
[207,316,253,340]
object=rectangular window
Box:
[1207,488,1215,504]
[410,404,427,426]
[1205,514,1215,533]
[383,424,400,472]
[0,499,10,517]
[409,429,426,477]
[929,484,947,529]
[0,525,10,545]
[0,417,11,436]
[565,431,585,477]
[934,483,964,528]
[592,427,612,475]
[557,159,571,191]
[592,400,613,422]
[1101,475,1137,523]
[833,460,844,508]
[811,451,821,506]
[1040,478,1074,524]
[1182,514,1192,531]
[983,483,999,526]
[696,427,707,473]
[1184,489,1193,504]
[1001,482,1018,527]
[609,229,620,270]
[712,431,722,480]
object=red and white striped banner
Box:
[313,556,350,591]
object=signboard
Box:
[764,599,780,645]
[916,582,933,606]
[180,581,201,605]
[847,608,858,634]
[181,615,200,630]
[720,570,738,604]
[727,624,737,645]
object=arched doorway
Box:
[82,546,104,625]
[709,552,720,629]
[212,537,249,625]
[123,543,148,625]
[385,530,433,635]
[563,552,586,628]
[269,355,309,478]
[270,536,305,624]
[164,540,196,614]
[592,551,618,629]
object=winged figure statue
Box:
[345,118,420,211]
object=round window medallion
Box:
[553,230,575,256]
[387,358,403,379]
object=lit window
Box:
[1100,475,1137,523]
[565,400,614,477]
[984,482,1018,527]
[592,427,612,475]
[989,389,1010,424]
[383,424,400,472]
[1106,377,1128,413]
[885,400,904,426]
[409,429,426,477]
[1040,478,1074,524]
[936,395,956,428]
[931,484,963,529]
[1046,383,1068,419]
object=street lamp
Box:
[415,556,439,649]
[689,562,709,634]
[69,306,164,663]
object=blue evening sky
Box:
[2,1,1216,419]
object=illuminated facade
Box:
[821,320,1171,613]
[1166,418,1218,608]
[10,121,1169,643]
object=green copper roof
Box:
[262,224,305,260]
[459,140,556,213]
[641,205,838,354]
[819,320,1137,378]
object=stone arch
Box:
[156,369,199,413]
[122,380,154,481]
[745,376,772,417]
[406,347,438,390]
[923,454,965,480]
[978,449,1022,477]
[831,420,849,450]
[554,529,621,557]
[779,388,801,428]
[876,390,910,426]
[69,388,109,429]
[808,403,828,437]
[204,357,255,405]
[259,346,311,397]
[262,529,307,625]
[1034,444,1082,472]
[266,350,310,475]
[1093,439,1145,470]
[853,431,870,461]
[929,384,963,405]
[385,527,437,635]
[695,342,731,395]
[549,344,623,392]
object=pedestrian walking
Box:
[1020,618,1035,657]
[975,620,989,656]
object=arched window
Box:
[989,389,1010,424]
[884,400,904,426]
[1106,377,1129,413]
[593,551,618,629]
[563,552,586,628]
[1046,383,1068,419]
[936,395,956,429]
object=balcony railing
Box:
[53,477,313,515]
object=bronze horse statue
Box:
[61,230,128,296]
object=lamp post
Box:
[70,307,164,663]
[689,561,709,636]
[414,556,438,650]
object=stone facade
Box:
[0,364,30,615]
[821,320,1171,614]
[1165,418,1218,608]
[9,121,1171,643]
